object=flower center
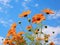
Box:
[24,14,27,17]
[37,18,40,21]
[46,12,49,14]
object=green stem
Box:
[44,42,46,45]
[26,17,33,27]
[40,22,43,34]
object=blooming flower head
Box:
[11,34,23,41]
[3,39,13,45]
[11,33,25,44]
[32,14,45,24]
[11,32,24,41]
[35,30,39,34]
[17,32,25,35]
[26,25,32,31]
[42,9,54,14]
[11,23,17,29]
[19,10,31,18]
[7,23,17,37]
[7,30,16,37]
[19,39,25,43]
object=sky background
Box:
[0,0,60,45]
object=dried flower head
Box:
[36,37,43,41]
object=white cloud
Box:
[22,0,32,10]
[42,26,60,44]
[22,0,39,10]
[22,2,29,10]
[48,10,60,19]
[24,0,31,2]
[0,36,5,45]
[0,18,14,27]
[43,26,60,37]
[35,3,39,7]
[0,0,13,13]
[0,0,13,8]
[0,7,8,14]
[33,26,60,45]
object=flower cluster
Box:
[4,9,55,45]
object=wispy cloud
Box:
[42,26,60,44]
[22,2,29,10]
[22,0,32,10]
[22,0,39,10]
[0,0,13,14]
[47,10,60,19]
[33,26,60,45]
[0,0,13,8]
[0,18,14,27]
[35,3,39,7]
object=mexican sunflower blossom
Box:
[17,32,25,35]
[11,32,24,41]
[11,32,25,44]
[42,9,54,14]
[26,25,32,31]
[35,30,39,34]
[49,42,55,45]
[32,14,45,24]
[3,39,14,45]
[19,10,31,18]
[11,34,23,41]
[6,23,17,37]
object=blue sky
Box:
[0,0,60,45]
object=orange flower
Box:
[7,23,17,37]
[26,25,32,31]
[3,39,14,45]
[17,32,25,35]
[7,29,16,37]
[11,32,24,41]
[35,30,39,34]
[19,39,25,43]
[42,9,54,14]
[19,10,31,18]
[11,23,17,29]
[11,35,23,41]
[32,14,45,24]
[11,34,26,44]
[49,42,55,45]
